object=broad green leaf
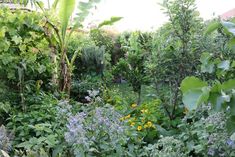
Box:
[204,21,221,35]
[228,38,235,48]
[200,52,214,74]
[180,76,208,93]
[222,21,235,36]
[58,0,76,40]
[221,79,235,91]
[182,87,210,110]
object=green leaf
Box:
[181,77,209,110]
[205,21,221,35]
[182,87,210,110]
[228,38,235,48]
[221,79,235,91]
[180,76,208,93]
[222,21,235,36]
[98,17,123,28]
[226,116,235,133]
[58,0,76,40]
[200,52,214,73]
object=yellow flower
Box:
[125,114,131,119]
[130,122,135,126]
[147,121,153,128]
[131,103,137,108]
[141,109,148,113]
[144,124,148,128]
[137,125,142,131]
[120,117,125,121]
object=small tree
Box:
[114,32,151,105]
[147,0,203,119]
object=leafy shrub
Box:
[178,105,235,156]
[6,93,72,156]
[114,31,150,104]
[0,7,53,110]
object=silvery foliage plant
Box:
[65,105,129,157]
[0,125,11,152]
[142,136,187,157]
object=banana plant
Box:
[36,0,100,96]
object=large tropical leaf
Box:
[58,0,76,40]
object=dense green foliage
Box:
[1,0,235,156]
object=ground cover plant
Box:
[1,0,235,156]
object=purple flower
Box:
[208,148,215,156]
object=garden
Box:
[1,0,235,156]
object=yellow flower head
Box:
[141,109,148,113]
[131,103,137,108]
[137,125,142,131]
[130,122,135,126]
[120,117,125,121]
[147,121,153,128]
[125,114,131,119]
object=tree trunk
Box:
[59,49,72,97]
[137,87,142,106]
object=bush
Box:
[65,105,134,156]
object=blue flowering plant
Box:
[0,125,12,153]
[65,105,135,156]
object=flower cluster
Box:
[64,105,129,156]
[0,125,12,152]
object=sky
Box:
[41,0,235,32]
